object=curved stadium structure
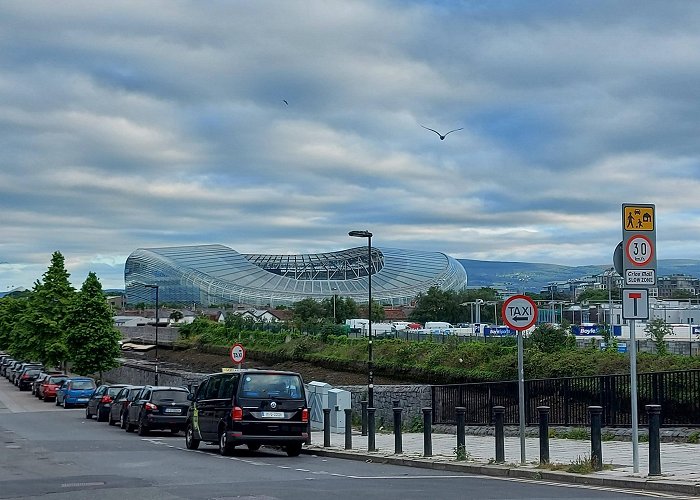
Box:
[125,244,467,307]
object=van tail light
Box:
[144,402,158,411]
[101,395,112,404]
[301,408,309,423]
[231,406,243,421]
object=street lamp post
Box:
[349,230,373,408]
[144,284,160,385]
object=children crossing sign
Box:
[622,203,657,287]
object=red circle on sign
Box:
[230,343,246,364]
[501,294,538,331]
[625,234,653,267]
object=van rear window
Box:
[241,374,303,399]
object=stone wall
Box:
[103,360,208,390]
[336,384,432,426]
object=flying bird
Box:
[420,124,463,140]
[282,99,289,106]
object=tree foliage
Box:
[528,323,576,353]
[63,272,122,376]
[645,318,673,355]
[410,287,501,324]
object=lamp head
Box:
[348,230,372,238]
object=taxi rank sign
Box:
[622,203,657,287]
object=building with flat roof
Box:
[125,244,467,307]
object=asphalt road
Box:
[0,377,690,500]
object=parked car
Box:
[0,357,16,377]
[107,385,143,427]
[125,385,190,436]
[13,363,42,387]
[38,374,68,402]
[56,377,96,408]
[184,370,308,456]
[17,367,43,391]
[85,384,129,422]
[7,361,25,382]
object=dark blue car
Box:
[56,377,96,408]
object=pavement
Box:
[305,428,700,497]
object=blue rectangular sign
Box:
[484,326,515,336]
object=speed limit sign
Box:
[625,234,653,266]
[230,343,246,364]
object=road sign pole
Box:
[630,319,639,473]
[517,329,526,464]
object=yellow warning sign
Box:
[624,206,654,231]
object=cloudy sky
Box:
[2,1,700,291]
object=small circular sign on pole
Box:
[230,343,246,365]
[502,294,538,331]
[625,234,654,267]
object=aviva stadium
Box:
[125,244,467,307]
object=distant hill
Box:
[458,259,700,292]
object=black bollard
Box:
[422,407,433,457]
[493,406,505,463]
[646,404,661,476]
[589,405,603,471]
[367,407,376,452]
[361,400,368,437]
[394,406,403,454]
[344,408,353,450]
[538,406,550,464]
[456,406,466,453]
[323,408,331,447]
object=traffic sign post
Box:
[621,203,656,474]
[502,294,538,465]
[230,343,246,367]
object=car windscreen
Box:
[71,380,95,390]
[107,386,126,396]
[240,374,304,400]
[25,369,41,376]
[48,376,67,384]
[152,390,189,403]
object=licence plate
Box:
[261,411,284,418]
[164,408,181,414]
[77,398,88,402]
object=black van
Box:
[185,370,308,456]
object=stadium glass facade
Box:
[125,244,467,307]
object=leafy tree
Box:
[21,252,76,366]
[599,325,618,352]
[0,296,29,353]
[358,300,386,322]
[528,323,576,353]
[645,318,673,355]
[63,272,122,378]
[292,298,325,322]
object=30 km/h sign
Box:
[230,343,246,364]
[502,295,538,331]
[626,234,654,266]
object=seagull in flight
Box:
[420,124,463,140]
[282,99,289,106]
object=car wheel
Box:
[96,406,107,422]
[286,443,302,457]
[108,412,116,426]
[125,418,135,432]
[55,397,61,406]
[218,429,234,456]
[185,423,200,450]
[247,443,261,451]
[120,412,127,430]
[85,406,92,419]
[137,418,149,436]
[170,428,180,435]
